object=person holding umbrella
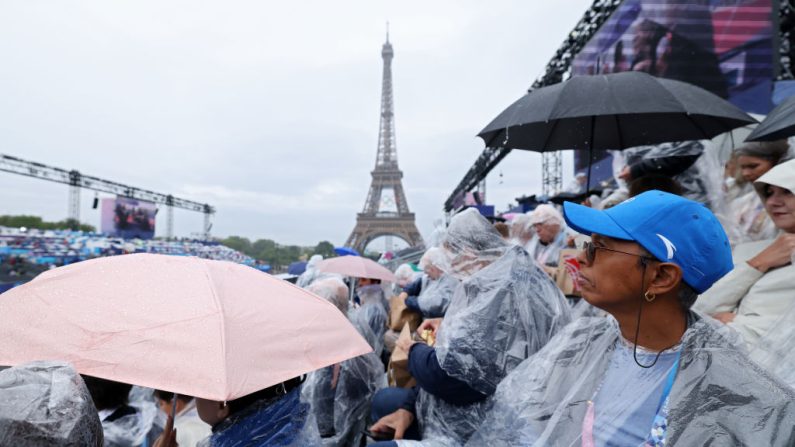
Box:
[0,254,373,447]
[153,391,210,447]
[464,191,795,446]
[187,375,317,447]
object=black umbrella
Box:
[745,94,795,142]
[479,71,755,151]
[547,190,603,205]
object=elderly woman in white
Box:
[694,158,795,346]
[525,205,567,268]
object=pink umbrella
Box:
[315,256,396,282]
[0,253,371,401]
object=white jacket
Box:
[694,237,795,347]
[174,401,211,447]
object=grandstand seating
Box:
[0,226,256,269]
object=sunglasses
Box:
[581,241,657,265]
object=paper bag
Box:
[387,323,417,388]
[388,294,422,332]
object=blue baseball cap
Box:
[563,190,732,294]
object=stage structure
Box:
[445,0,795,212]
[345,32,424,254]
[0,154,214,239]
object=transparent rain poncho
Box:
[622,141,710,205]
[434,246,572,396]
[750,300,795,390]
[416,247,458,318]
[569,297,607,320]
[415,274,459,318]
[129,386,164,446]
[302,286,386,446]
[98,385,157,447]
[306,278,349,315]
[0,361,103,447]
[440,208,510,280]
[418,247,450,274]
[327,310,386,446]
[525,205,567,267]
[296,255,325,288]
[427,218,447,248]
[354,284,388,349]
[401,209,573,445]
[199,387,320,447]
[465,313,795,446]
[395,264,419,288]
[509,213,534,248]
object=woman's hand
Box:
[417,318,443,337]
[711,312,736,324]
[370,409,415,440]
[153,415,178,447]
[747,234,795,273]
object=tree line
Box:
[220,236,336,269]
[0,215,95,232]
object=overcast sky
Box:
[0,1,589,247]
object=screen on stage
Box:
[570,0,776,185]
[101,197,157,239]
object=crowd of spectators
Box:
[0,227,255,292]
[1,137,795,447]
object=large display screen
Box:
[101,197,157,239]
[570,0,777,186]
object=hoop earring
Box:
[278,382,287,396]
[644,291,656,302]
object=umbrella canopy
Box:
[745,94,795,142]
[287,261,307,275]
[478,71,755,151]
[315,256,396,283]
[0,254,371,401]
[334,247,360,257]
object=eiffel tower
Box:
[345,31,423,254]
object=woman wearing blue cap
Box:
[464,190,795,446]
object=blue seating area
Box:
[0,226,256,270]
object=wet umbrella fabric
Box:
[315,256,396,283]
[334,247,360,257]
[287,261,307,276]
[0,253,372,401]
[745,94,795,142]
[478,71,755,151]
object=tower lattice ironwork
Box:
[345,32,423,253]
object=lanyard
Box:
[654,351,681,415]
[581,350,682,447]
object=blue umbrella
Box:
[287,261,307,276]
[334,247,360,257]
